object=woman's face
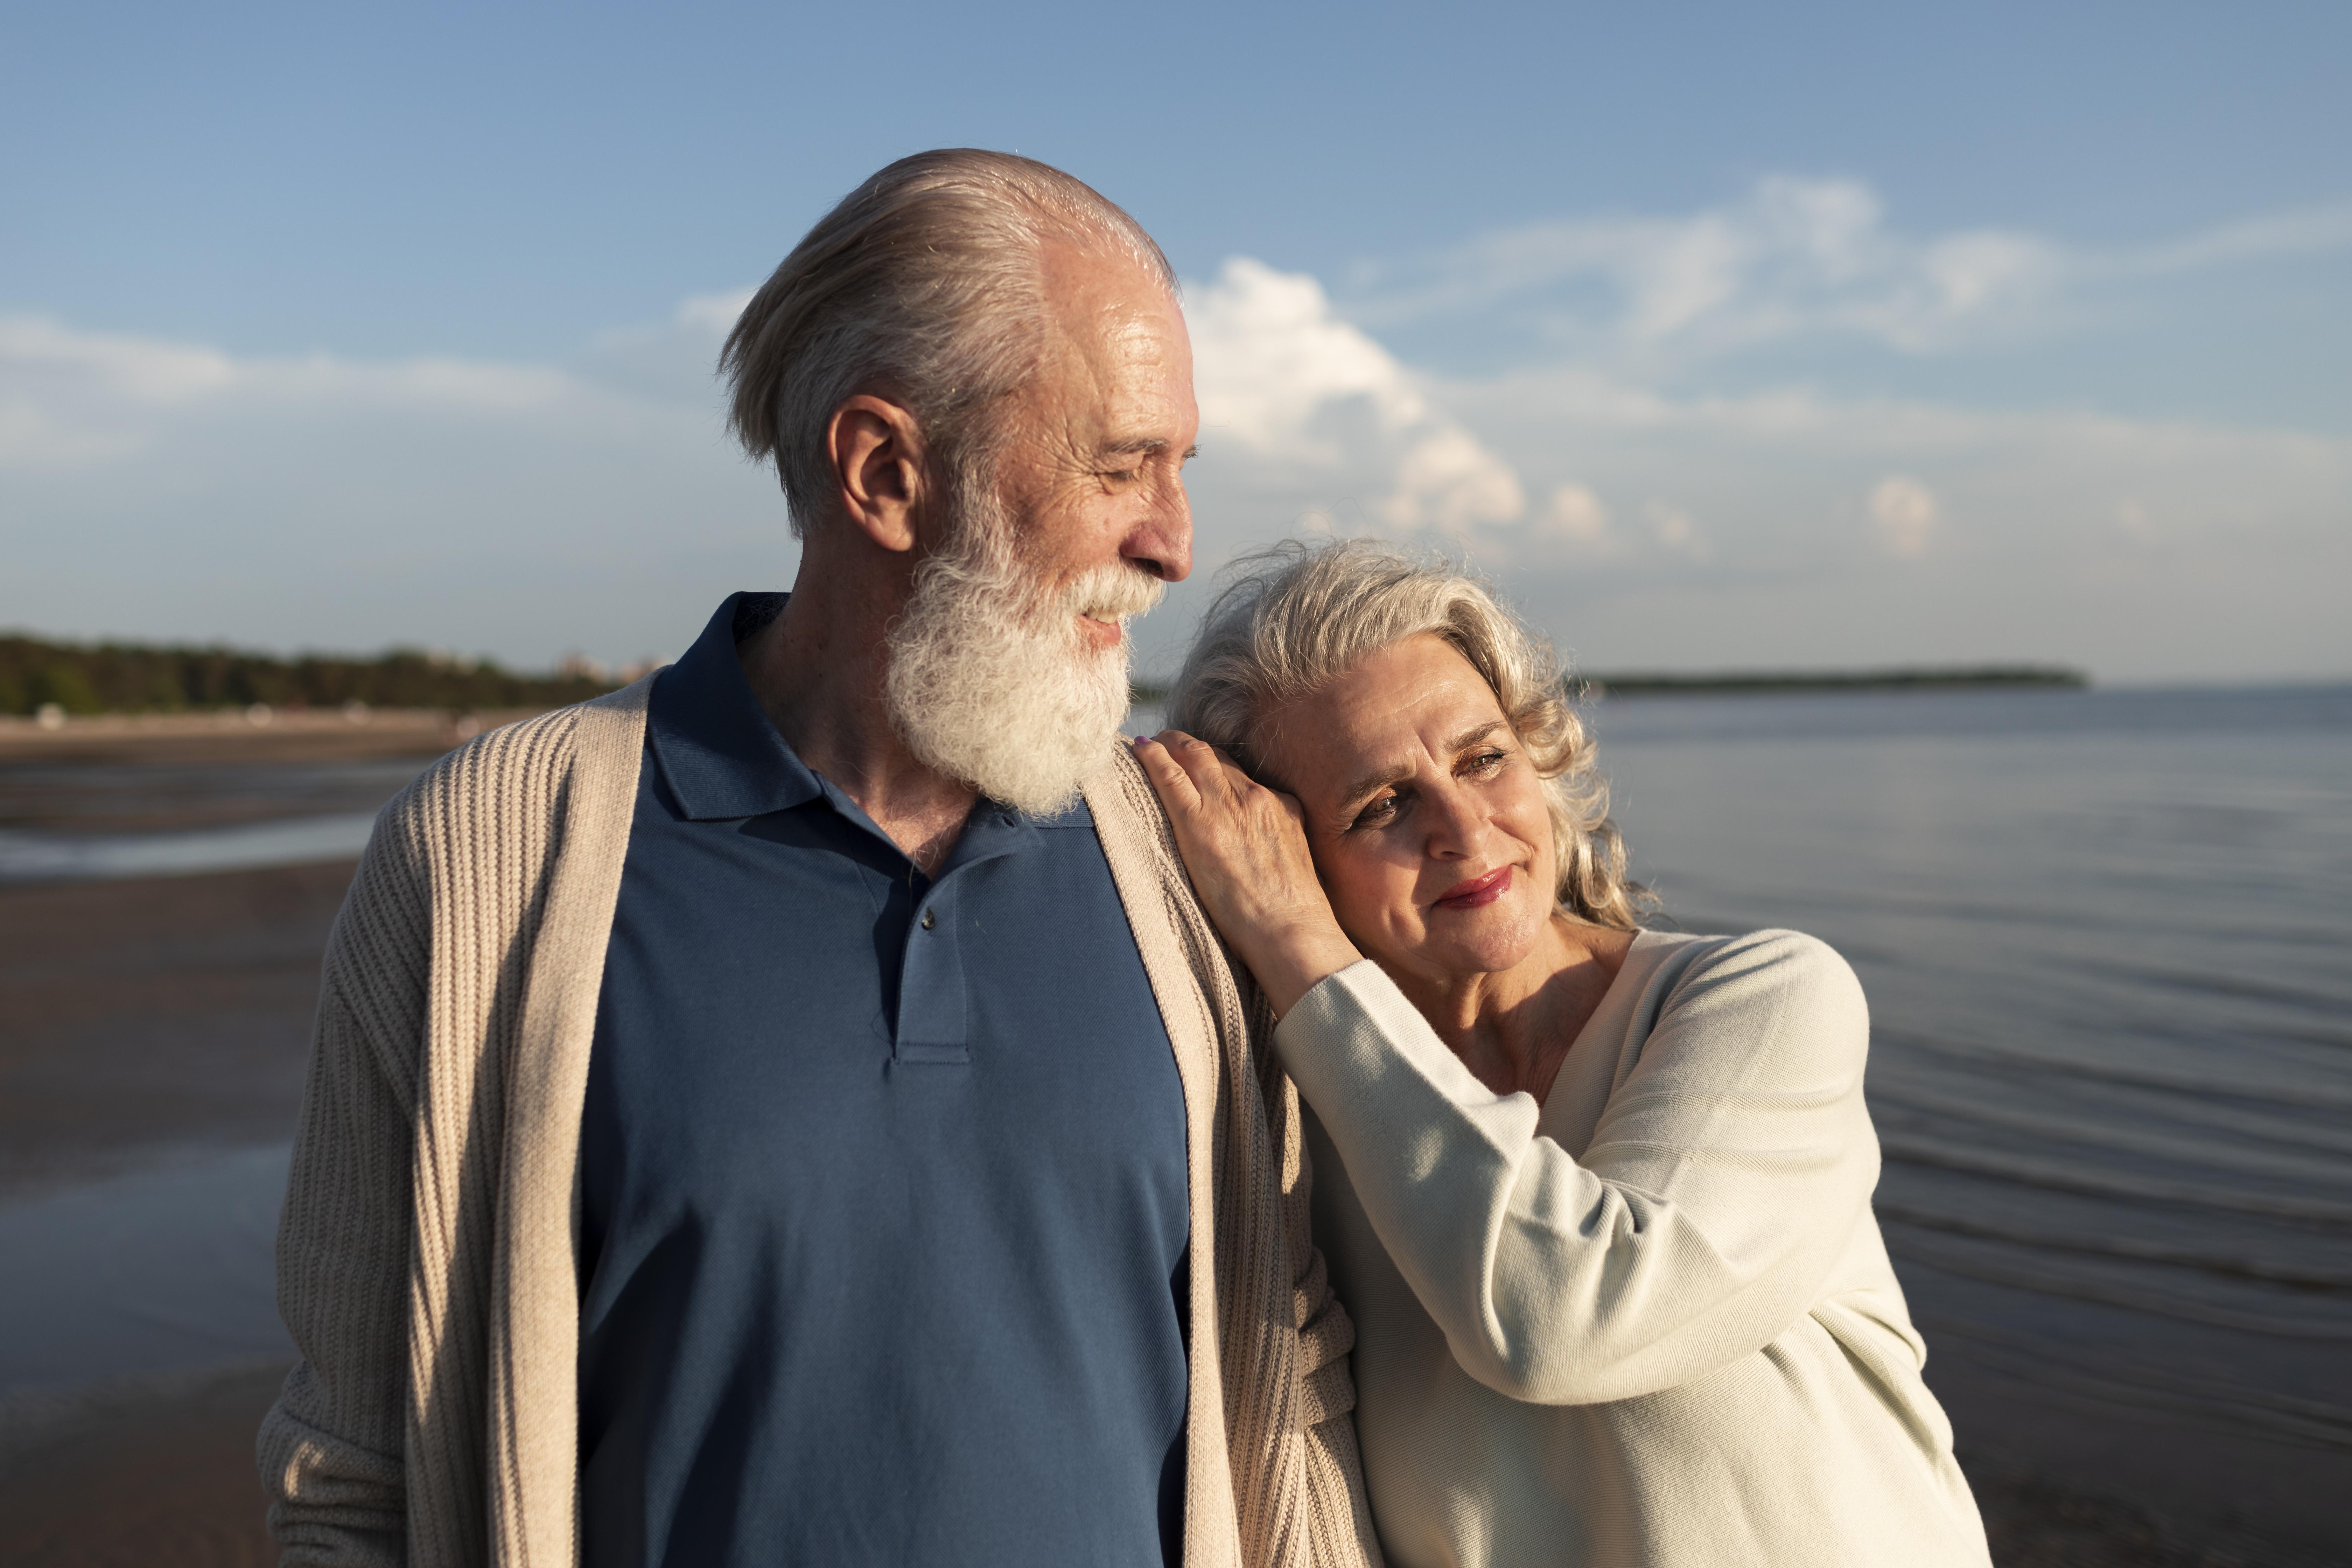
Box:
[1256,634,1559,988]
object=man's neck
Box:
[736,553,977,877]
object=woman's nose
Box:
[1423,784,1490,861]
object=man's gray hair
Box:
[721,149,1176,536]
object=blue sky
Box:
[4,1,2347,680]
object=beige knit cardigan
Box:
[257,680,1382,1568]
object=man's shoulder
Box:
[376,679,656,860]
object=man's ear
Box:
[825,395,929,554]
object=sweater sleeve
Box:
[1272,930,1878,1406]
[255,808,431,1566]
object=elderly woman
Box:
[1133,541,1989,1568]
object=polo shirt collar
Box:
[648,592,822,821]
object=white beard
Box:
[884,491,1165,818]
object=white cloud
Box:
[1532,483,1616,551]
[0,306,786,663]
[1185,257,1524,541]
[2116,202,2352,277]
[1869,475,1939,557]
[0,316,237,402]
[1349,176,2064,362]
[674,289,755,335]
[1348,181,2352,372]
[0,315,596,476]
[1644,502,1709,561]
[1185,258,1406,456]
[0,393,137,470]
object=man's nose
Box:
[1124,475,1193,583]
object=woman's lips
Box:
[1434,866,1512,910]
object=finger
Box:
[1150,729,1259,806]
[1152,730,1230,799]
[1129,734,1204,813]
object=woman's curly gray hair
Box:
[1166,538,1650,931]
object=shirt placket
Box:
[892,874,970,1066]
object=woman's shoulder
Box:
[1644,925,1857,986]
[1624,926,1869,1076]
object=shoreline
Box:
[0,707,531,766]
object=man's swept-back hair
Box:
[1167,538,1652,931]
[721,148,1175,536]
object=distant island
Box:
[0,630,621,718]
[1572,665,2087,698]
[1132,664,2087,707]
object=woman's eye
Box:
[1350,795,1399,831]
[1464,749,1507,777]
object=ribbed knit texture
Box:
[258,681,1381,1568]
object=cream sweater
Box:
[1279,931,1989,1568]
[257,681,1382,1568]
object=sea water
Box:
[1591,683,2352,1548]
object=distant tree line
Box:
[0,632,621,716]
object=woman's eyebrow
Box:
[1335,761,1413,814]
[1334,724,1506,812]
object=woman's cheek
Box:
[1326,856,1413,953]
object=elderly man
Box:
[258,150,1380,1568]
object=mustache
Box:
[1057,562,1167,624]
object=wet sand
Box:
[0,710,468,835]
[0,1362,286,1567]
[0,861,357,1198]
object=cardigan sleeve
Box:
[1272,930,1879,1407]
[255,807,430,1566]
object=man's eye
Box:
[1100,468,1140,484]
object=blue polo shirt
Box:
[577,593,1190,1568]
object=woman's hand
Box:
[1132,729,1363,1017]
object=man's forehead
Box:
[1037,234,1166,296]
[1036,244,1182,357]
[1022,242,1194,445]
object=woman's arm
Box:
[1281,932,1880,1406]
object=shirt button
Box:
[920,908,936,930]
